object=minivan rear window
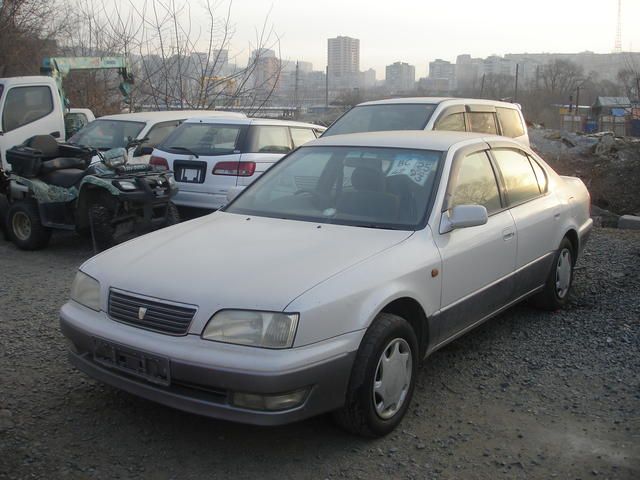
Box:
[496,107,525,138]
[160,123,245,156]
[323,104,437,136]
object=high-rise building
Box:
[360,68,377,89]
[327,36,360,90]
[248,48,280,94]
[386,62,415,93]
[428,59,456,93]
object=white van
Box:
[150,117,325,209]
[322,97,530,146]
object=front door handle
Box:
[502,228,515,241]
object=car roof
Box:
[184,116,326,130]
[357,97,520,109]
[306,130,510,151]
[97,110,246,123]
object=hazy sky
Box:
[221,0,640,77]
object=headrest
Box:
[351,166,384,192]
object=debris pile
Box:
[530,128,640,219]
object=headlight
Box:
[202,310,299,349]
[70,271,101,311]
[114,180,137,191]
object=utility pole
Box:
[575,85,581,116]
[480,73,486,98]
[514,64,519,102]
[294,61,299,115]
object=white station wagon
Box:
[60,131,592,436]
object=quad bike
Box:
[0,135,179,251]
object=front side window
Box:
[290,128,316,148]
[2,86,54,132]
[159,123,245,156]
[467,112,498,135]
[226,146,443,229]
[253,126,292,153]
[69,119,145,150]
[496,107,525,138]
[493,149,541,205]
[449,151,502,214]
[323,104,437,136]
[434,113,466,132]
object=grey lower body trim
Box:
[429,253,553,354]
[61,318,355,426]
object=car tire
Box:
[333,312,419,437]
[89,204,116,251]
[533,237,575,311]
[6,201,52,250]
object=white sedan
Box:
[59,131,592,437]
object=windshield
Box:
[159,123,245,156]
[226,146,443,230]
[323,104,438,137]
[69,119,145,150]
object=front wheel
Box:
[533,237,575,310]
[333,313,419,437]
[6,201,51,250]
[89,204,116,251]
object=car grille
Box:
[108,290,196,335]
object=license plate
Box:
[180,168,201,183]
[93,337,170,386]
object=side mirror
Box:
[225,186,244,205]
[440,205,488,234]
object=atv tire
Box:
[164,202,180,227]
[89,204,116,251]
[6,201,52,250]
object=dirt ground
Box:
[1,227,639,480]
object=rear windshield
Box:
[69,119,145,150]
[323,104,437,137]
[160,123,246,156]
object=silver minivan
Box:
[150,118,325,209]
[322,97,530,146]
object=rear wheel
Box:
[6,201,51,250]
[333,313,418,437]
[533,237,575,310]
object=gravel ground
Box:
[0,227,639,480]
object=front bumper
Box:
[59,301,359,426]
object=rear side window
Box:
[253,126,292,154]
[161,123,244,156]
[496,107,525,138]
[467,112,497,134]
[528,156,548,193]
[2,86,54,132]
[290,128,316,148]
[450,151,502,214]
[493,149,541,205]
[434,113,466,132]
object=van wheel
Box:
[6,201,51,250]
[533,237,574,310]
[333,313,418,437]
[89,204,116,251]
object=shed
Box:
[592,97,631,116]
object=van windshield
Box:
[69,119,145,150]
[226,145,443,230]
[323,104,437,137]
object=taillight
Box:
[149,155,169,170]
[213,161,256,177]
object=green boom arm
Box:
[41,56,134,108]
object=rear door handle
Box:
[502,228,515,241]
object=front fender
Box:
[287,230,442,348]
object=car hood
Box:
[82,212,413,314]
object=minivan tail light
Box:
[213,161,256,177]
[149,155,169,170]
